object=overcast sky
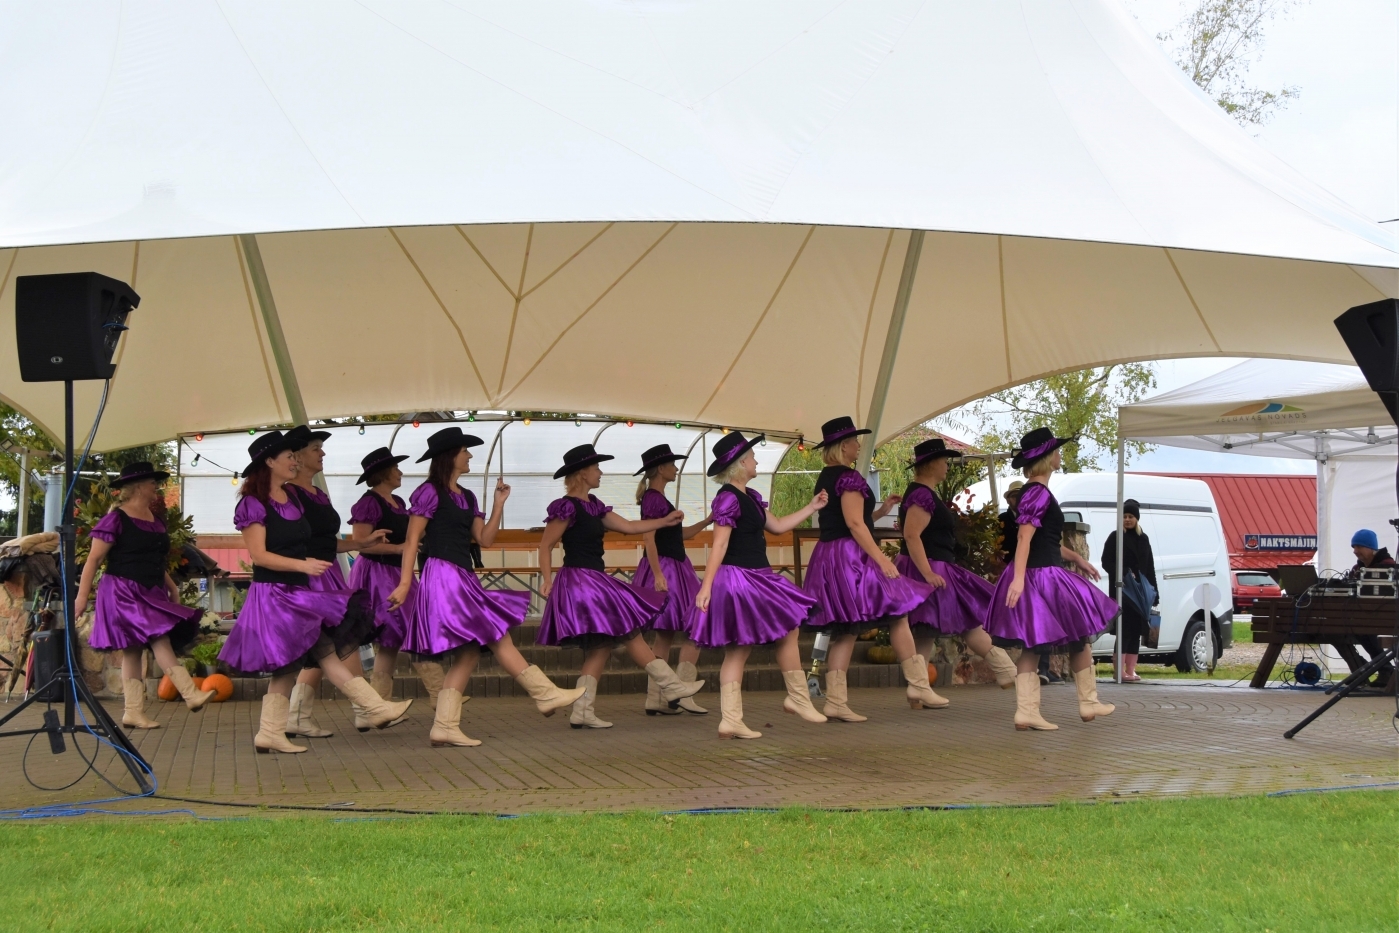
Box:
[950,0,1397,477]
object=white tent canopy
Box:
[1,1,1394,452]
[1118,358,1398,571]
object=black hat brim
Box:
[243,434,308,476]
[356,454,409,484]
[110,470,171,488]
[633,454,688,476]
[910,449,962,467]
[554,453,615,480]
[814,427,872,449]
[415,435,485,463]
[707,435,764,477]
[1010,436,1075,469]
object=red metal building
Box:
[1156,473,1317,570]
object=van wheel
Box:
[1174,620,1221,673]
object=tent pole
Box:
[1115,437,1125,684]
[857,229,924,477]
[16,448,28,538]
[986,455,1000,514]
[1315,435,1329,572]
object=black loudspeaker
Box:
[29,628,65,702]
[15,272,139,383]
[1334,298,1399,424]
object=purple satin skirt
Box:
[348,556,413,651]
[219,582,373,674]
[984,565,1120,649]
[893,554,994,635]
[802,537,933,633]
[401,557,527,656]
[537,566,664,647]
[687,564,818,648]
[633,555,701,634]
[88,575,201,654]
[306,559,349,592]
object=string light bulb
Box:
[248,428,256,435]
[574,419,582,427]
[412,419,420,428]
[467,412,476,422]
[358,425,365,435]
[192,454,201,466]
[625,420,634,428]
[194,433,204,442]
[674,422,682,429]
[523,418,532,426]
[721,427,730,435]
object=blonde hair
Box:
[711,460,746,487]
[1022,455,1056,479]
[821,444,846,467]
[635,467,660,505]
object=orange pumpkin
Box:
[192,676,205,690]
[927,663,938,686]
[156,675,179,701]
[201,673,234,702]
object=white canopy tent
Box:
[0,1,1394,455]
[1118,359,1398,574]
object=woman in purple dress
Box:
[985,428,1118,731]
[536,444,704,730]
[633,444,712,716]
[75,462,212,729]
[283,426,390,739]
[218,431,412,754]
[802,417,934,721]
[387,427,584,748]
[347,447,446,710]
[895,438,1018,692]
[691,432,827,739]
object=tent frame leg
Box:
[857,229,924,477]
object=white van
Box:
[966,472,1232,671]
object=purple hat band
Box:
[820,427,862,446]
[1019,438,1063,462]
[713,440,749,470]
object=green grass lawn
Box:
[3,792,1395,931]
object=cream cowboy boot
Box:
[1075,667,1116,722]
[285,682,334,738]
[429,687,481,747]
[781,670,827,723]
[255,693,307,754]
[718,682,761,739]
[822,669,867,722]
[1014,671,1058,731]
[675,661,708,714]
[121,678,160,730]
[569,674,613,729]
[515,664,586,716]
[901,655,950,709]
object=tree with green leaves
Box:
[1157,0,1304,128]
[949,364,1158,473]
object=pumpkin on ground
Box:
[928,663,938,686]
[156,675,179,701]
[201,673,234,702]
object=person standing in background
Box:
[1101,499,1158,683]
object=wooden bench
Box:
[1249,595,1395,688]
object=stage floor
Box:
[2,681,1394,816]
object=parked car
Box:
[1231,569,1281,614]
[969,472,1233,672]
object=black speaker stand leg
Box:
[1284,647,1396,740]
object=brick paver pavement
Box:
[3,681,1394,815]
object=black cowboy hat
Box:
[109,461,170,487]
[910,437,963,467]
[813,415,871,449]
[287,424,332,445]
[634,444,688,476]
[356,446,409,484]
[416,426,485,463]
[1010,427,1077,469]
[243,430,308,475]
[553,444,615,479]
[707,431,765,477]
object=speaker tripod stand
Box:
[0,381,154,793]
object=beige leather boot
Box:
[165,665,216,712]
[121,678,160,730]
[412,660,446,710]
[901,655,950,709]
[781,669,827,723]
[822,669,867,722]
[429,687,480,747]
[674,661,708,714]
[340,677,412,729]
[644,659,704,706]
[644,676,681,716]
[983,646,1018,688]
[1014,671,1058,731]
[369,662,394,701]
[515,664,587,716]
[717,681,761,739]
[285,682,334,738]
[569,674,613,729]
[255,693,308,754]
[1074,667,1116,722]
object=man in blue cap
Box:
[1347,528,1394,690]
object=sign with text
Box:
[1242,534,1317,551]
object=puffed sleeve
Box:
[711,490,741,527]
[1015,483,1051,528]
[349,494,383,526]
[408,483,440,519]
[545,497,576,525]
[233,496,268,530]
[89,511,123,543]
[639,489,671,520]
[833,469,871,498]
[902,484,938,514]
[585,495,614,518]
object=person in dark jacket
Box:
[1100,499,1158,682]
[1347,529,1395,689]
